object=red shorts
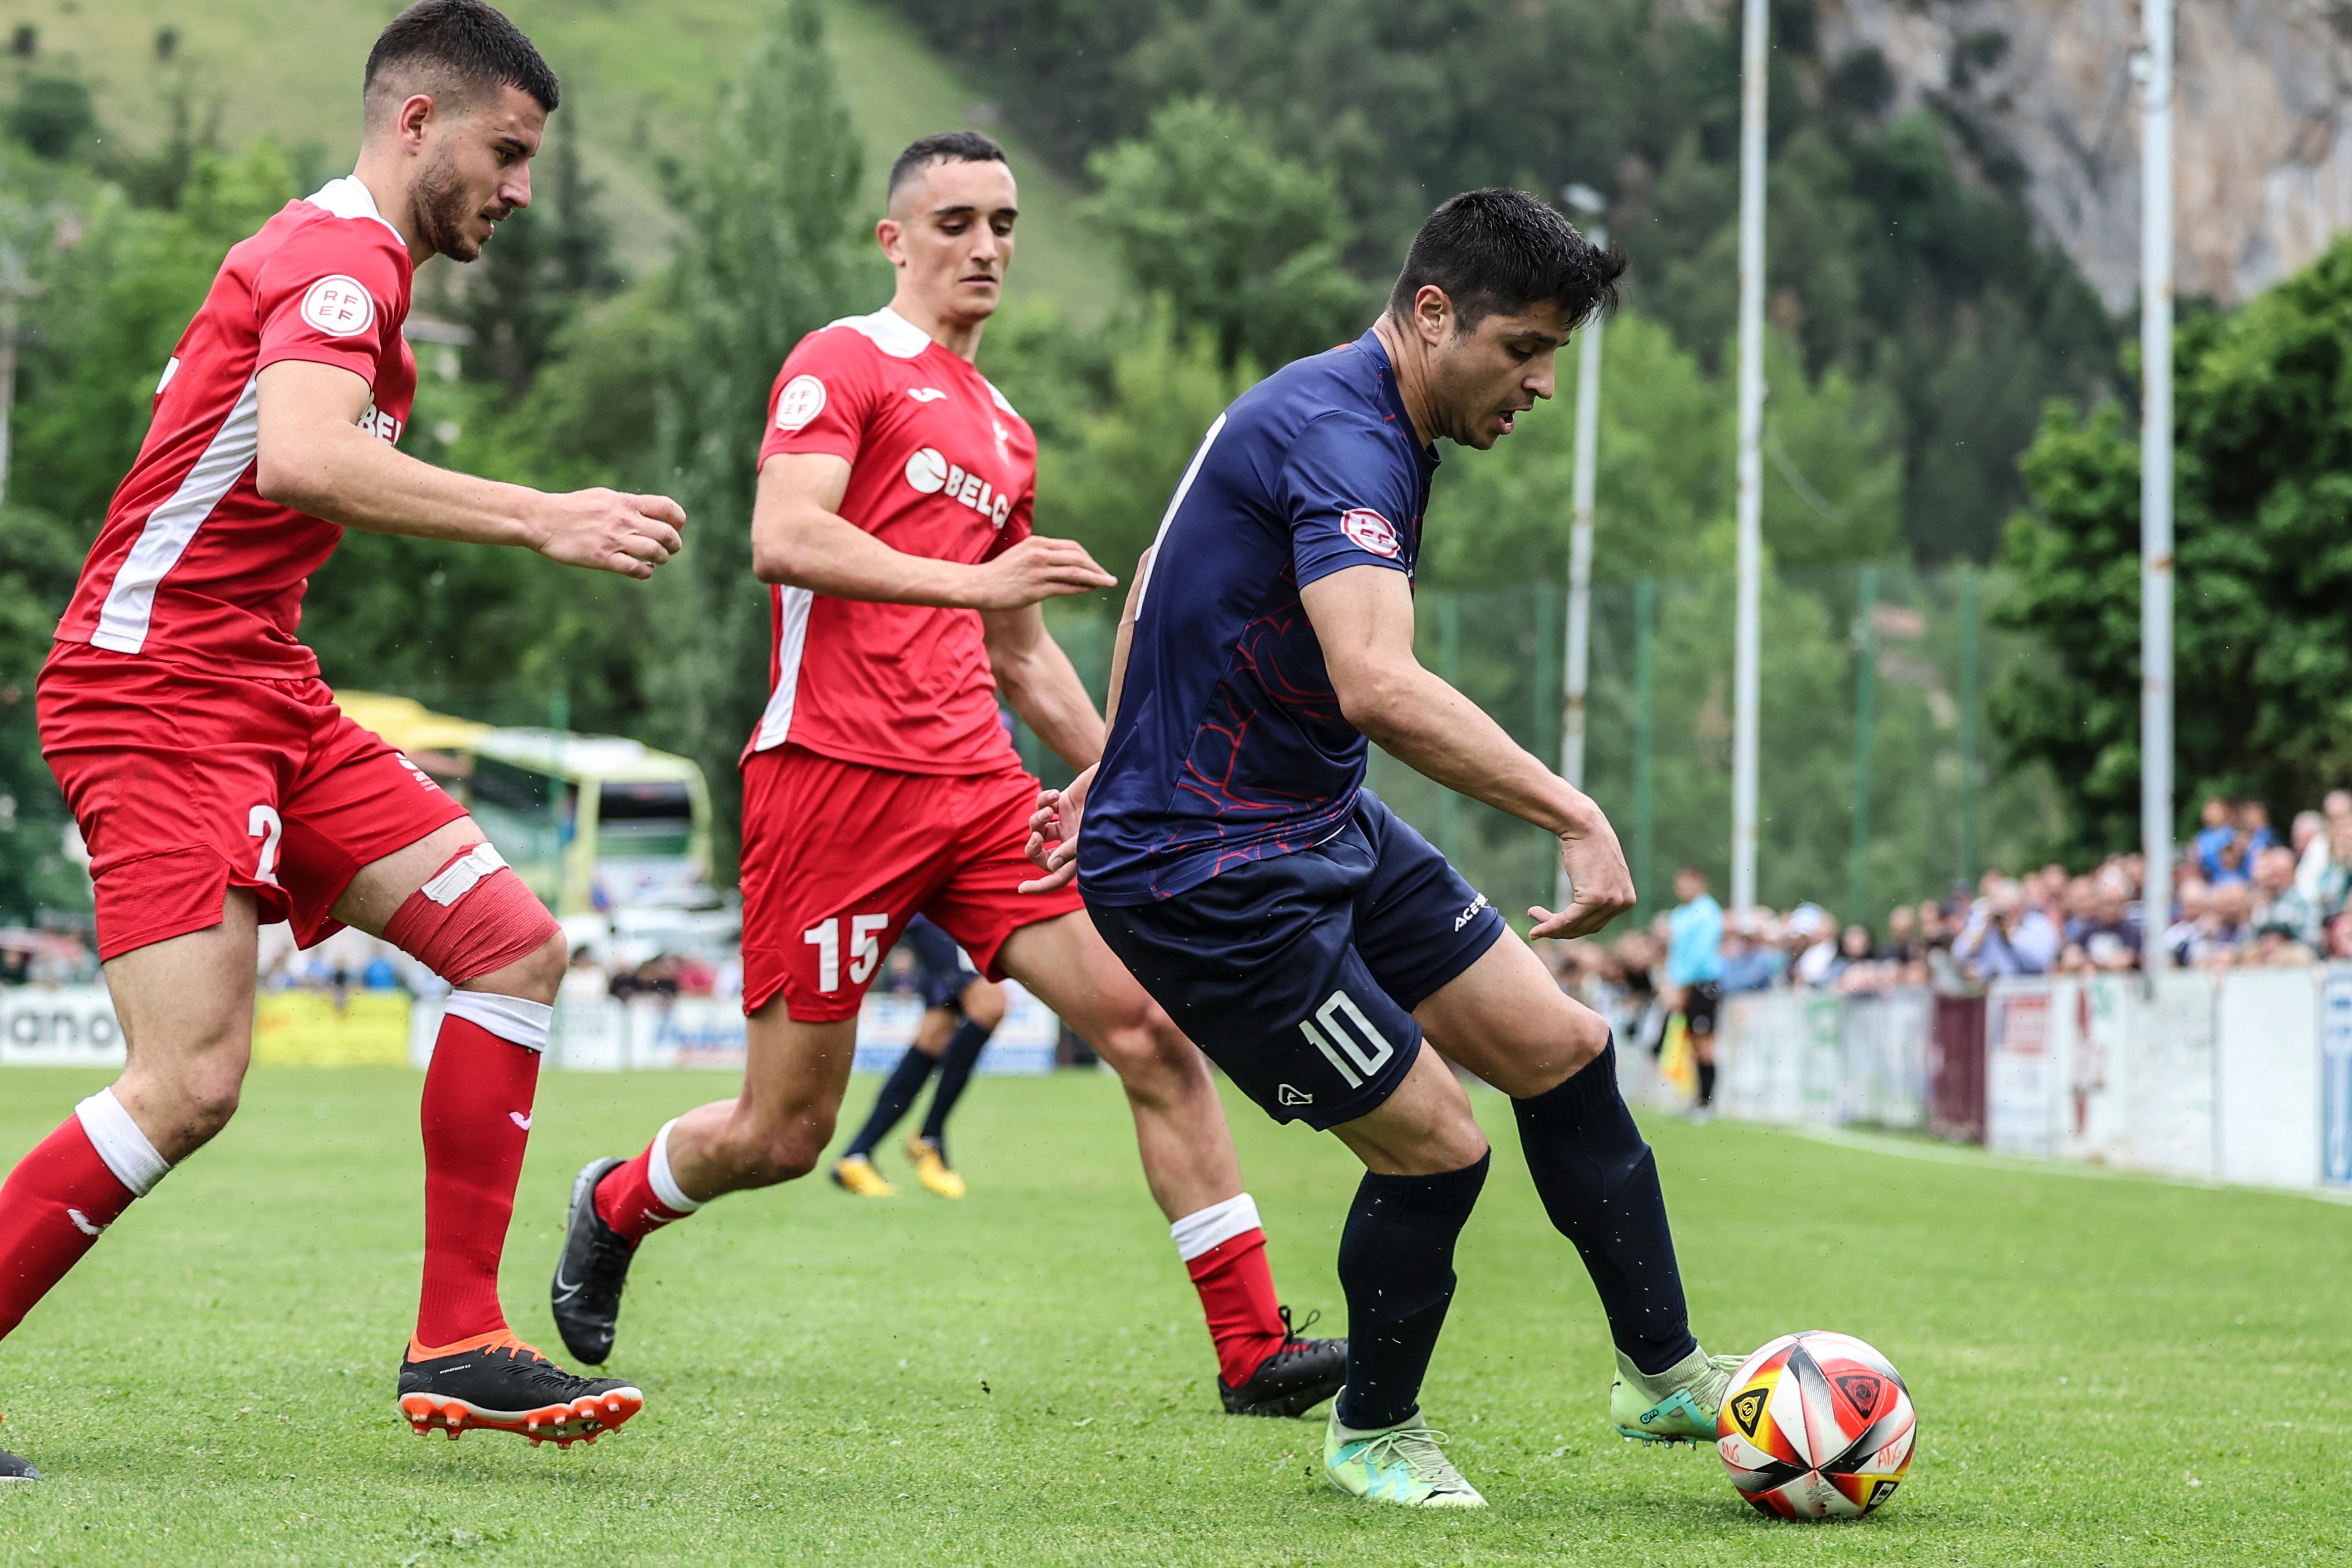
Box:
[39,641,471,962]
[739,744,1085,1021]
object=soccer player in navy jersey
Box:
[1026,188,1750,1507]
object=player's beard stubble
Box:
[411,144,506,264]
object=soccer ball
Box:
[1716,1330,1915,1519]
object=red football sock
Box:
[1187,1228,1289,1387]
[0,1114,138,1342]
[593,1120,700,1245]
[415,1011,541,1352]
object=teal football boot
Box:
[1609,1345,1749,1442]
[1322,1400,1486,1508]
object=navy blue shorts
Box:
[1086,790,1507,1131]
[901,915,977,1013]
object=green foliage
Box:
[1034,304,1253,580]
[1423,318,1900,589]
[429,128,626,403]
[14,144,297,530]
[634,0,880,866]
[1083,97,1366,371]
[9,74,95,161]
[1996,232,2352,859]
[882,0,2120,563]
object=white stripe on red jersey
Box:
[56,177,416,678]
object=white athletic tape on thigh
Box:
[420,842,509,906]
[1170,1192,1261,1261]
[75,1087,171,1197]
[648,1118,704,1213]
[444,991,553,1054]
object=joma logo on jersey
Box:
[357,402,403,445]
[903,446,1013,529]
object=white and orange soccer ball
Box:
[1715,1330,1915,1520]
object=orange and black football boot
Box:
[397,1331,643,1447]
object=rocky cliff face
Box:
[1807,1,2352,309]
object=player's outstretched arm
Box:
[254,361,685,579]
[751,452,1115,609]
[1301,562,1635,939]
[983,605,1104,771]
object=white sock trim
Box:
[1170,1192,1261,1262]
[74,1087,170,1198]
[444,991,553,1053]
[648,1118,704,1213]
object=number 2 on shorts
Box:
[248,804,283,886]
[802,913,890,993]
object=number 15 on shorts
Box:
[804,913,890,993]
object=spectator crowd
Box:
[1555,792,2352,1021]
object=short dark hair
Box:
[364,0,559,121]
[1386,188,1625,332]
[887,130,1007,208]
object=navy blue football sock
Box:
[1512,1042,1699,1376]
[844,1046,939,1160]
[1333,1152,1489,1431]
[917,1017,994,1150]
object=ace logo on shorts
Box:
[1339,508,1401,558]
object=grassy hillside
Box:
[0,0,1114,318]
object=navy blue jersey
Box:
[1080,329,1439,906]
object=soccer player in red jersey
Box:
[0,1,686,1481]
[549,132,1348,1420]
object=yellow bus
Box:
[334,692,716,917]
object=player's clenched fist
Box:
[1018,765,1092,894]
[965,535,1116,611]
[534,488,689,580]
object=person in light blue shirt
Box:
[1665,867,1724,1118]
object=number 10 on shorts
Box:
[803,913,890,993]
[1299,989,1395,1088]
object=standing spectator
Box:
[1784,904,1838,988]
[1718,912,1781,993]
[1664,866,1725,1119]
[1956,878,2054,981]
[2164,878,2211,967]
[1885,903,1922,965]
[2250,845,2320,949]
[2296,790,2352,901]
[2194,881,2253,967]
[2076,871,2144,971]
[2194,796,2236,883]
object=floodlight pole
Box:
[1560,222,1604,800]
[1731,0,1770,915]
[2138,1,2175,971]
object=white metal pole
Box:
[1731,0,1769,915]
[1562,223,1605,795]
[2138,1,2175,971]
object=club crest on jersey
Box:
[904,446,1013,529]
[300,275,375,337]
[1340,508,1401,557]
[775,374,827,432]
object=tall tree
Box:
[1084,96,1366,371]
[639,0,878,868]
[1993,234,2352,860]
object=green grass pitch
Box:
[0,1065,2344,1565]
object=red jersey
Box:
[750,307,1036,773]
[56,177,416,678]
